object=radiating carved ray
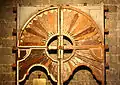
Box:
[20,31,47,46]
[47,11,57,34]
[64,62,71,73]
[75,50,96,60]
[75,29,98,41]
[48,62,57,80]
[76,50,102,63]
[90,65,103,82]
[74,57,84,63]
[44,11,48,15]
[37,16,49,33]
[80,39,101,45]
[25,27,46,39]
[89,48,104,60]
[64,45,103,50]
[71,57,79,65]
[69,17,81,34]
[44,59,52,67]
[30,19,48,35]
[62,68,66,79]
[53,65,58,80]
[20,55,45,69]
[74,33,102,45]
[48,63,53,73]
[19,41,45,46]
[41,57,49,64]
[68,60,74,71]
[37,13,51,33]
[62,62,72,81]
[68,13,79,33]
[72,25,93,37]
[43,11,54,33]
[69,15,91,34]
[75,52,102,70]
[73,26,95,38]
[21,34,44,41]
[63,64,69,79]
[63,9,76,33]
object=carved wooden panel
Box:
[17,5,104,85]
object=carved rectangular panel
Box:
[17,4,105,85]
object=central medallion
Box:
[45,34,75,62]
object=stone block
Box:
[0,24,12,37]
[117,55,120,64]
[111,81,117,85]
[0,74,2,81]
[0,55,15,64]
[0,6,16,22]
[107,6,117,12]
[117,46,120,54]
[105,35,109,45]
[0,38,2,47]
[106,70,110,81]
[104,0,118,4]
[9,72,16,81]
[110,46,117,54]
[0,38,16,47]
[0,0,17,6]
[118,68,120,80]
[94,0,104,4]
[20,0,50,6]
[0,82,2,85]
[1,73,15,81]
[0,47,12,55]
[2,81,12,85]
[117,13,120,20]
[18,0,32,6]
[72,0,95,4]
[107,13,117,20]
[116,81,120,85]
[106,20,117,30]
[106,81,111,85]
[49,0,72,4]
[105,19,110,29]
[0,21,16,38]
[117,21,120,27]
[1,64,12,73]
[109,35,117,46]
[109,68,119,81]
[110,54,117,63]
[32,0,50,5]
[11,82,16,85]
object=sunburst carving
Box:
[17,5,104,85]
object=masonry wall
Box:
[0,0,120,85]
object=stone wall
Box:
[0,0,120,85]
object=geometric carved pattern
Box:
[17,5,105,85]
